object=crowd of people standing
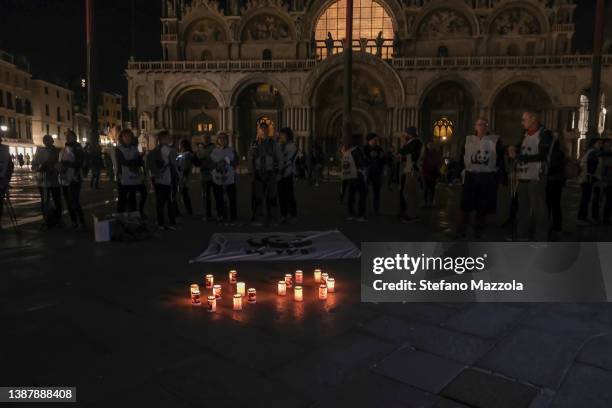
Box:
[0,110,611,240]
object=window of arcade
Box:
[433,117,453,142]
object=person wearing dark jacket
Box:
[577,138,602,225]
[597,139,612,224]
[364,133,385,214]
[0,136,14,231]
[508,111,555,241]
[59,130,85,229]
[176,139,194,216]
[546,131,566,234]
[341,134,368,221]
[454,118,506,238]
[193,136,216,221]
[421,141,442,208]
[278,127,298,222]
[398,126,423,222]
[115,129,147,215]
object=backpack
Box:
[146,146,165,177]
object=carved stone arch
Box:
[413,0,478,38]
[486,75,556,109]
[180,9,231,43]
[229,74,291,106]
[165,77,226,108]
[418,74,481,108]
[303,0,405,39]
[303,52,405,107]
[487,1,550,36]
[238,7,297,42]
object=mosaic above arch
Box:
[490,8,541,36]
[242,13,292,41]
[417,9,472,39]
[188,18,226,42]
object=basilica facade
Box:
[126,0,611,159]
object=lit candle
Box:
[247,288,257,303]
[321,272,329,284]
[285,273,293,289]
[295,270,303,284]
[314,269,322,283]
[205,274,214,289]
[233,294,242,310]
[190,284,201,305]
[236,282,246,296]
[207,295,216,312]
[327,277,335,293]
[278,280,287,296]
[213,284,222,299]
[319,284,328,300]
[229,269,237,284]
[294,286,303,301]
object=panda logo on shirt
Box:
[470,149,490,166]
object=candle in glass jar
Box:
[236,282,246,296]
[278,280,287,296]
[233,294,242,310]
[314,269,322,283]
[213,284,222,299]
[295,270,303,284]
[207,295,216,312]
[294,286,303,301]
[190,284,201,305]
[205,274,214,289]
[318,284,328,300]
[229,269,237,284]
[247,288,257,303]
[285,273,293,289]
[327,277,335,293]
[321,272,329,284]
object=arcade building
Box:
[126,0,612,160]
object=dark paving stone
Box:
[360,315,493,364]
[520,310,611,340]
[477,328,582,389]
[443,303,524,339]
[374,348,465,394]
[441,368,538,408]
[432,398,473,408]
[577,333,612,371]
[375,303,459,325]
[550,363,612,408]
[316,372,439,408]
[273,333,395,400]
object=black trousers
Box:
[181,185,193,215]
[154,184,176,227]
[604,186,612,222]
[62,181,85,225]
[546,180,564,232]
[201,180,214,218]
[278,175,297,218]
[213,183,237,221]
[369,172,382,213]
[0,187,6,224]
[252,174,279,222]
[39,186,62,225]
[90,168,100,189]
[424,181,437,206]
[578,182,593,220]
[347,176,367,217]
[118,184,147,215]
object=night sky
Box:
[0,0,604,99]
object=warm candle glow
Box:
[247,288,257,303]
[327,277,335,293]
[205,274,214,289]
[278,280,287,296]
[213,284,222,299]
[237,282,246,296]
[207,295,216,312]
[233,294,242,310]
[295,270,303,284]
[229,270,237,284]
[314,269,322,283]
[190,284,201,305]
[294,286,303,301]
[285,273,293,289]
[321,272,329,284]
[319,284,328,300]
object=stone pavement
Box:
[1,170,612,407]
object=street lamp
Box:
[0,125,7,132]
[51,134,58,139]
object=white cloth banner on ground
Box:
[191,230,361,263]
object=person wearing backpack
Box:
[147,130,177,230]
[248,122,283,226]
[211,132,238,224]
[278,127,298,222]
[508,111,554,241]
[546,131,566,235]
[115,129,146,216]
[193,135,216,221]
[59,130,85,230]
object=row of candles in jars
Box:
[189,268,335,312]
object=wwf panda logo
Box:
[470,149,490,166]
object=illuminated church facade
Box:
[126,0,612,158]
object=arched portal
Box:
[173,88,221,144]
[492,81,551,145]
[235,83,284,156]
[420,81,474,157]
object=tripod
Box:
[1,189,18,230]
